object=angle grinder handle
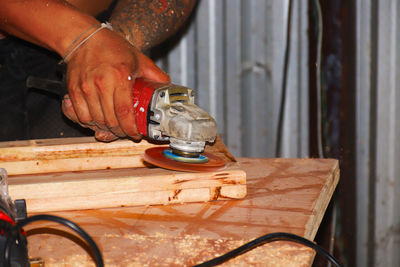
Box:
[25,69,167,139]
[25,62,67,97]
[25,76,67,97]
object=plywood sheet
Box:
[23,158,339,266]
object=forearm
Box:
[110,0,197,51]
[0,0,99,56]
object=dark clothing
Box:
[0,2,118,141]
[0,37,92,141]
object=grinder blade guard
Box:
[144,80,217,163]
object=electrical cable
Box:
[194,232,342,267]
[275,0,293,157]
[312,1,339,265]
[314,0,325,158]
[5,214,104,267]
[1,213,342,267]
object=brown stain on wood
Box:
[221,180,238,185]
[168,189,182,201]
[213,173,230,177]
[212,186,221,200]
[174,179,188,184]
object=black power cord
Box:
[2,214,341,266]
[194,232,342,267]
[5,214,104,267]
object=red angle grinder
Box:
[26,70,225,172]
[132,78,225,172]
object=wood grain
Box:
[9,166,246,212]
[4,136,246,212]
[0,136,233,175]
[23,157,339,266]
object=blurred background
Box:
[150,0,400,266]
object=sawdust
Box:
[29,231,314,267]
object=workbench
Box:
[22,157,339,266]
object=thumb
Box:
[137,54,170,83]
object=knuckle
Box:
[68,86,79,99]
[113,64,133,85]
[115,63,130,77]
[80,81,92,97]
[93,74,106,89]
[115,104,133,119]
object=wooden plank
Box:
[0,136,234,175]
[23,158,339,266]
[9,167,246,212]
[4,136,245,212]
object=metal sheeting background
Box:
[356,0,400,266]
[153,0,309,158]
[149,0,400,266]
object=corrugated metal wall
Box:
[152,0,400,266]
[154,0,309,158]
[356,0,400,266]
[149,0,400,266]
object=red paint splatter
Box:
[153,0,168,13]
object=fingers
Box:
[66,70,94,128]
[67,65,142,140]
[93,69,125,137]
[62,30,169,142]
[62,94,118,142]
[81,74,107,131]
[95,130,118,142]
[113,71,139,138]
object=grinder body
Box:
[132,78,217,156]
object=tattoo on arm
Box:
[111,0,197,50]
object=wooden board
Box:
[0,136,235,175]
[2,137,246,212]
[23,158,339,266]
[9,167,246,212]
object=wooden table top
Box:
[24,157,339,266]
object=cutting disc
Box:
[143,147,226,172]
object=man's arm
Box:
[0,0,98,55]
[0,0,170,142]
[111,0,197,50]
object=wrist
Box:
[63,22,113,62]
[56,15,100,57]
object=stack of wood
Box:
[0,137,246,212]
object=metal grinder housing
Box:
[132,78,217,157]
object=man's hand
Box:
[61,28,170,141]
